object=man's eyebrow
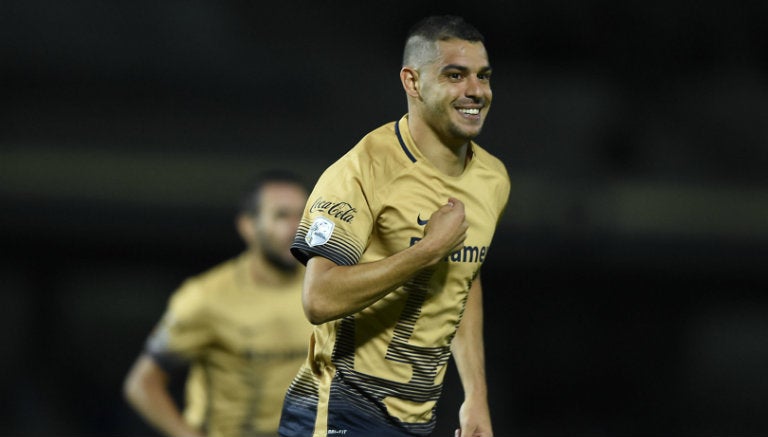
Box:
[441,64,469,73]
[440,64,493,73]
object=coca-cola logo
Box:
[309,197,358,223]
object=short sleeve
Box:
[145,280,213,372]
[291,154,374,266]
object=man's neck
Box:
[408,119,469,177]
[246,251,297,287]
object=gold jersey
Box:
[281,115,510,437]
[146,252,311,437]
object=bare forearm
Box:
[453,328,488,400]
[124,355,203,437]
[127,384,200,437]
[452,277,488,400]
[303,240,441,324]
[451,275,493,436]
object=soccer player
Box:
[278,15,509,437]
[124,170,312,437]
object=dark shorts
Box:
[278,375,435,437]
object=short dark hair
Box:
[407,15,484,44]
[403,15,485,67]
[238,169,308,216]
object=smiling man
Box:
[278,15,510,437]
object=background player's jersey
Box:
[146,252,310,437]
[282,115,510,437]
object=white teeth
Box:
[459,108,480,115]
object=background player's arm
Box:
[123,354,204,437]
[451,274,494,437]
[302,198,468,324]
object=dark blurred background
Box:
[2,0,767,436]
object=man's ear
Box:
[236,213,256,243]
[400,67,420,97]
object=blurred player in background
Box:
[124,170,311,437]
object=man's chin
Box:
[273,256,300,273]
[262,248,299,272]
[450,123,483,141]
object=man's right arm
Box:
[123,354,203,437]
[302,198,468,324]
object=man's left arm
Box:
[451,273,494,437]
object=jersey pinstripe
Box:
[146,253,311,437]
[281,115,510,437]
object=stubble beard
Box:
[427,98,485,144]
[448,121,482,142]
[258,229,299,273]
[263,245,299,273]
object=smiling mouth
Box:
[458,108,480,115]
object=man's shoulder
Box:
[175,256,241,299]
[471,143,509,180]
[323,120,407,178]
[350,120,399,154]
[469,143,511,210]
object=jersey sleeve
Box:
[145,279,213,372]
[496,165,512,224]
[291,154,374,266]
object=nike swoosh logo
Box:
[417,214,429,226]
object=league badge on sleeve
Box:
[306,217,335,247]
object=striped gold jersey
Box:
[146,252,311,437]
[280,115,510,437]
